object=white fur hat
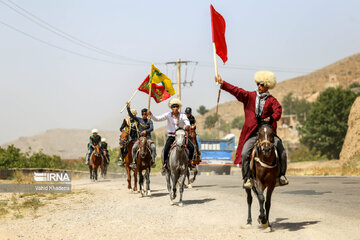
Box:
[91,129,98,134]
[130,109,137,116]
[254,71,276,89]
[101,138,106,142]
[168,98,182,108]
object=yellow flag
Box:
[150,63,176,96]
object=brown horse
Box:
[119,130,137,191]
[186,125,200,188]
[89,145,104,181]
[245,124,280,231]
[134,136,152,197]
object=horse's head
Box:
[139,136,148,158]
[94,145,101,157]
[175,128,186,149]
[119,130,129,147]
[257,124,275,158]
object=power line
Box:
[0,19,145,65]
[198,62,313,74]
[1,0,151,64]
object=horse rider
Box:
[147,98,195,172]
[118,109,139,167]
[184,107,201,162]
[126,102,156,168]
[101,138,110,164]
[87,129,102,165]
[215,71,289,189]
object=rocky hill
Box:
[340,96,360,162]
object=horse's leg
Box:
[265,184,275,230]
[166,170,173,204]
[171,172,177,201]
[146,168,151,196]
[89,166,92,181]
[133,168,138,192]
[178,172,187,207]
[246,188,253,226]
[139,169,144,197]
[126,166,131,190]
[254,184,267,226]
[191,167,198,184]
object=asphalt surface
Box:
[151,174,360,220]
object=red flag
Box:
[138,75,171,103]
[210,5,227,63]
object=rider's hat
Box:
[168,98,182,108]
[91,129,98,134]
[130,109,137,116]
[254,71,276,89]
[101,138,106,142]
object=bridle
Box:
[119,131,129,147]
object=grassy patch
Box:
[21,197,44,210]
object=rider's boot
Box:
[161,155,167,174]
[276,175,289,187]
[242,159,253,189]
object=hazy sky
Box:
[1,0,360,144]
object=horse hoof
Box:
[147,190,152,196]
[246,223,252,228]
[265,226,272,232]
[260,221,269,229]
[178,202,184,207]
[170,201,175,206]
[139,194,143,198]
[188,184,192,189]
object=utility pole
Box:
[165,59,198,101]
[177,58,181,100]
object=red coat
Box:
[221,81,282,164]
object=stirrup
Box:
[129,162,136,168]
[276,176,289,187]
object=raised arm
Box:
[127,107,139,123]
[149,112,169,122]
[215,75,249,103]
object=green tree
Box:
[197,105,209,115]
[204,114,219,129]
[231,116,245,129]
[349,82,360,89]
[299,87,358,159]
[282,93,312,124]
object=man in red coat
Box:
[215,71,288,189]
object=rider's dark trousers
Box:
[241,135,287,180]
[162,136,194,166]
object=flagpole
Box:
[120,89,139,113]
[148,65,152,112]
[213,42,221,117]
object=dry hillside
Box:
[340,96,360,162]
[155,53,360,140]
[2,129,120,159]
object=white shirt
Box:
[151,112,190,136]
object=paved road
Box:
[1,174,359,240]
[151,174,360,220]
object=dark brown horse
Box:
[134,136,152,197]
[119,130,137,191]
[89,145,104,181]
[245,124,279,231]
[186,125,200,188]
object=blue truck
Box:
[197,134,235,175]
